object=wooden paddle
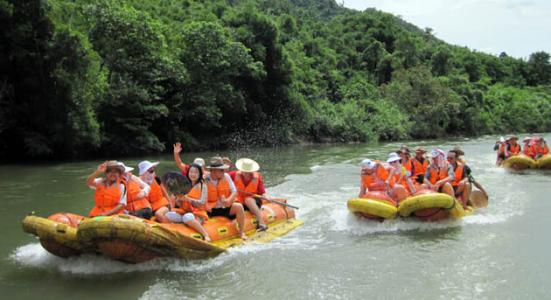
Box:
[469,190,488,208]
[238,190,299,210]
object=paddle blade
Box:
[161,171,192,195]
[469,190,488,208]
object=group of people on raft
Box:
[86,142,271,241]
[494,135,549,165]
[359,146,488,208]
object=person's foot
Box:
[240,232,248,240]
[257,223,268,232]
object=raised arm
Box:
[87,161,107,188]
[173,142,188,173]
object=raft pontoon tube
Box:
[347,191,397,220]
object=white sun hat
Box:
[235,158,260,172]
[193,157,205,167]
[386,152,401,163]
[117,162,134,173]
[138,160,159,176]
[360,159,376,169]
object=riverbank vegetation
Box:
[2,0,551,159]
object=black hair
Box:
[186,163,204,188]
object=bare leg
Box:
[460,182,471,208]
[184,219,211,242]
[230,203,247,240]
[440,183,455,198]
[392,185,409,204]
[244,197,266,227]
[155,207,170,223]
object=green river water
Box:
[1,135,550,299]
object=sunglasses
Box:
[148,168,156,173]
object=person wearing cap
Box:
[522,137,535,159]
[120,162,153,219]
[423,149,455,198]
[446,151,470,207]
[384,152,416,204]
[86,161,127,217]
[532,137,549,159]
[138,160,171,223]
[504,136,521,158]
[222,157,235,173]
[358,159,387,197]
[412,147,429,184]
[166,163,211,242]
[494,137,506,165]
[231,158,268,231]
[205,157,247,240]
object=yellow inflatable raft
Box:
[536,154,551,169]
[347,191,397,220]
[398,191,473,221]
[502,155,537,170]
[22,202,303,263]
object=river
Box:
[1,135,550,299]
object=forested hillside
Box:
[1,0,551,159]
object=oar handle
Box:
[238,190,299,210]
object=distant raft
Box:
[536,154,551,169]
[502,155,537,170]
[22,202,303,263]
[347,191,397,220]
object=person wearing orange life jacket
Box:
[358,159,388,197]
[138,160,171,223]
[423,149,455,198]
[205,156,247,240]
[532,137,549,159]
[398,147,414,176]
[384,152,417,204]
[86,161,127,217]
[231,158,269,232]
[412,147,429,184]
[522,137,536,159]
[120,162,152,219]
[494,137,506,165]
[447,151,470,208]
[450,147,489,203]
[166,163,212,242]
[504,135,521,158]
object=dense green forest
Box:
[1,0,551,159]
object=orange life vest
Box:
[147,179,169,212]
[402,159,414,176]
[451,162,465,187]
[234,171,260,203]
[508,143,521,155]
[90,180,126,217]
[361,166,388,192]
[125,179,152,213]
[523,144,535,158]
[206,175,232,210]
[412,157,428,177]
[428,162,451,185]
[533,144,549,156]
[173,183,209,220]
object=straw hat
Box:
[206,156,229,170]
[138,160,159,176]
[451,146,465,157]
[507,135,518,141]
[414,147,426,153]
[386,152,401,163]
[106,160,124,173]
[235,158,260,172]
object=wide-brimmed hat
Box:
[507,135,518,141]
[138,160,159,176]
[414,147,426,153]
[523,137,532,143]
[106,160,124,173]
[117,162,134,173]
[206,156,229,170]
[387,152,401,163]
[499,136,505,143]
[428,148,446,159]
[360,159,377,170]
[235,158,260,172]
[193,157,205,167]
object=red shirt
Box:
[230,171,266,195]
